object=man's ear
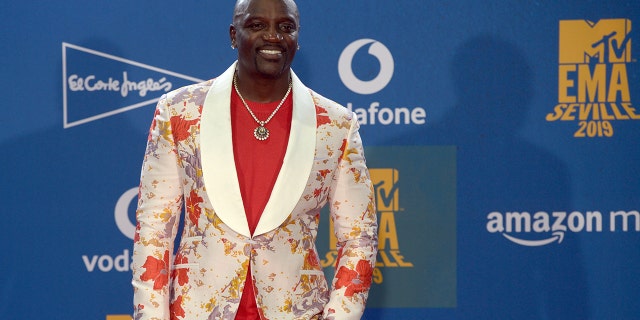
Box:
[230,25,237,48]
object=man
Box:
[132,0,378,319]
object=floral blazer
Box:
[132,62,378,320]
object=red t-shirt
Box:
[230,88,293,319]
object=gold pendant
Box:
[254,126,269,141]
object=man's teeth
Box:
[261,49,282,54]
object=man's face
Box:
[231,0,299,80]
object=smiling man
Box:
[132,0,378,319]
[232,0,298,85]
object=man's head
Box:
[230,0,300,80]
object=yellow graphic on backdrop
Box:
[321,168,413,285]
[546,19,638,137]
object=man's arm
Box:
[324,114,378,320]
[131,95,183,319]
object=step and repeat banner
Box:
[1,1,639,319]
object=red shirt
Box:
[231,87,293,319]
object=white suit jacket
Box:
[132,62,378,320]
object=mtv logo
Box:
[370,168,399,212]
[559,19,632,64]
[62,43,204,128]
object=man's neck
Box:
[235,69,291,103]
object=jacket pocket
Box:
[299,269,325,276]
[174,263,199,269]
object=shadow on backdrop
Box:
[448,35,589,319]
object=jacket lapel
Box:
[253,71,316,236]
[200,62,316,238]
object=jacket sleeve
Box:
[131,94,183,319]
[324,114,378,319]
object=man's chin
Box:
[255,62,289,79]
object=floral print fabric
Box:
[132,66,377,320]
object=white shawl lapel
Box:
[200,62,316,238]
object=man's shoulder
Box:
[162,79,215,106]
[308,89,351,119]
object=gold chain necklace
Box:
[233,72,292,141]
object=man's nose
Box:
[263,27,283,41]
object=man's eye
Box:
[280,24,295,33]
[249,23,264,30]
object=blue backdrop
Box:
[1,1,639,319]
